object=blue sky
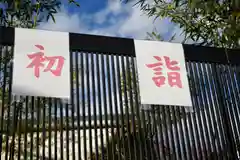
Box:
[38,0,184,41]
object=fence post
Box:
[212,64,238,159]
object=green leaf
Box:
[69,0,80,7]
[50,13,56,23]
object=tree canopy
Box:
[128,0,240,48]
[0,0,79,28]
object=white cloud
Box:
[38,0,182,41]
[92,0,125,24]
[117,8,169,39]
[39,7,89,33]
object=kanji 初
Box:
[26,44,65,78]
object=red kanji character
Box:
[26,45,45,78]
[43,56,65,76]
[146,56,166,87]
[168,72,182,88]
[152,76,166,87]
[146,56,183,88]
[164,56,180,71]
[146,56,163,70]
[26,44,65,78]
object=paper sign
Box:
[12,28,70,99]
[134,40,192,107]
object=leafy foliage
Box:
[0,0,79,28]
[146,27,176,41]
[126,0,240,48]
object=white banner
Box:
[12,28,70,99]
[134,40,192,107]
